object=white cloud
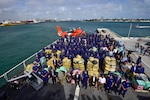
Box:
[0,0,17,8]
[0,0,149,22]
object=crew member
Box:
[32,65,39,74]
[130,63,137,77]
[41,69,49,85]
[97,74,106,91]
[89,74,97,89]
[50,69,57,85]
[119,79,130,97]
[105,74,114,93]
[82,71,89,89]
[113,75,121,94]
[74,72,81,87]
[53,56,58,69]
[136,56,141,65]
[136,63,144,74]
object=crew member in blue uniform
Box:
[119,79,130,97]
[130,63,137,73]
[136,63,144,74]
[41,69,49,85]
[105,74,114,93]
[136,56,141,65]
[82,71,89,89]
[113,75,122,94]
[130,63,138,77]
[32,65,39,74]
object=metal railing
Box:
[0,51,38,87]
[0,40,58,88]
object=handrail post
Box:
[23,61,26,69]
[4,73,8,82]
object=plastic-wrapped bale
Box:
[62,57,71,71]
[133,80,145,90]
[25,64,34,73]
[88,70,99,78]
[104,64,116,74]
[93,67,99,72]
[88,63,99,71]
[73,58,80,69]
[110,57,116,66]
[73,55,85,71]
[104,56,111,65]
[79,66,85,72]
[144,81,150,90]
[78,60,85,72]
[103,56,116,74]
[92,58,99,70]
[40,56,46,67]
[104,69,109,74]
[56,50,61,60]
[47,57,57,70]
[104,64,116,72]
[87,57,99,71]
[45,49,52,57]
[87,57,94,71]
[88,70,93,77]
[109,57,116,72]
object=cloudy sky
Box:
[0,0,150,21]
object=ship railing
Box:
[0,40,58,88]
[0,52,38,87]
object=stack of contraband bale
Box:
[103,56,116,74]
[62,57,71,71]
[87,57,99,78]
[47,56,57,70]
[56,50,61,60]
[46,48,62,69]
[45,49,52,59]
[25,63,34,73]
[73,55,85,72]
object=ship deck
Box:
[1,28,150,100]
[0,79,150,100]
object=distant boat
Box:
[0,20,25,26]
[135,24,150,28]
[0,23,24,26]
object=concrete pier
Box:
[97,28,150,77]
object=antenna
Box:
[128,23,132,38]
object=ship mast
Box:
[128,23,132,38]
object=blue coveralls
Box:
[119,80,130,97]
[130,66,137,73]
[114,77,121,93]
[105,76,114,93]
[41,70,49,85]
[136,66,144,74]
[82,73,89,89]
[32,66,39,74]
